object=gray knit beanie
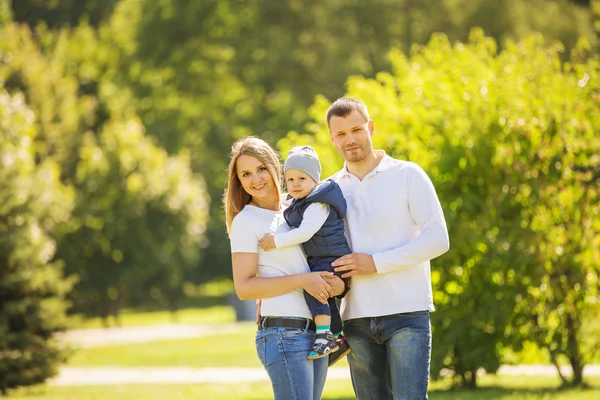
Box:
[283,145,322,183]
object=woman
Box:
[223,136,336,400]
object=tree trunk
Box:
[99,296,110,328]
[464,370,477,389]
[453,347,477,388]
[404,0,414,54]
[566,313,584,386]
[112,295,122,327]
[549,348,568,385]
[168,293,180,324]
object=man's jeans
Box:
[256,327,328,400]
[345,311,432,400]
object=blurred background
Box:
[0,0,599,399]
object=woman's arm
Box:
[232,252,333,302]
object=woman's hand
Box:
[303,271,334,304]
[323,275,346,297]
[255,299,262,325]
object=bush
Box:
[0,89,74,394]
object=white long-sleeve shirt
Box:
[330,151,450,320]
[273,203,329,249]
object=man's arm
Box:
[258,203,329,250]
[334,164,449,277]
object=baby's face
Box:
[285,169,318,200]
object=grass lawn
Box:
[68,305,236,329]
[66,321,598,369]
[15,306,600,399]
[67,306,600,368]
[66,322,354,369]
[6,376,600,399]
[67,323,262,368]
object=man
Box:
[326,97,450,400]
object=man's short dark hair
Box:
[326,97,370,128]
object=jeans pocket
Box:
[281,329,314,354]
[281,328,308,339]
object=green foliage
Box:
[57,117,209,319]
[0,0,11,25]
[0,22,210,323]
[6,0,599,290]
[0,23,91,174]
[1,0,599,389]
[0,89,74,394]
[594,0,600,36]
[11,0,119,28]
[288,30,600,387]
[97,0,599,281]
[432,0,597,55]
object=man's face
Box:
[328,110,374,163]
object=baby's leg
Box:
[329,298,343,336]
[304,266,338,359]
[314,314,331,327]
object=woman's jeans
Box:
[345,310,432,400]
[256,326,328,400]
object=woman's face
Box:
[236,154,276,201]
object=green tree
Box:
[0,22,210,322]
[0,88,74,395]
[433,0,597,55]
[0,0,10,25]
[593,0,600,40]
[11,0,118,28]
[285,30,600,387]
[9,0,598,289]
[57,118,209,324]
[507,38,600,385]
[112,0,599,282]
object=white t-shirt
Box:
[330,151,450,320]
[230,204,312,319]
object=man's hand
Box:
[332,253,376,278]
[258,233,276,251]
[323,275,346,297]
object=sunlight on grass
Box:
[68,306,236,330]
[66,323,354,369]
[427,375,600,400]
[6,377,600,400]
[5,383,275,400]
[67,323,261,368]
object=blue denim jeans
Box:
[256,326,328,400]
[345,311,432,400]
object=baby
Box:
[259,145,351,361]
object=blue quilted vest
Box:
[283,179,351,260]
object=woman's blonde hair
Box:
[223,136,282,235]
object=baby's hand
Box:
[258,233,276,251]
